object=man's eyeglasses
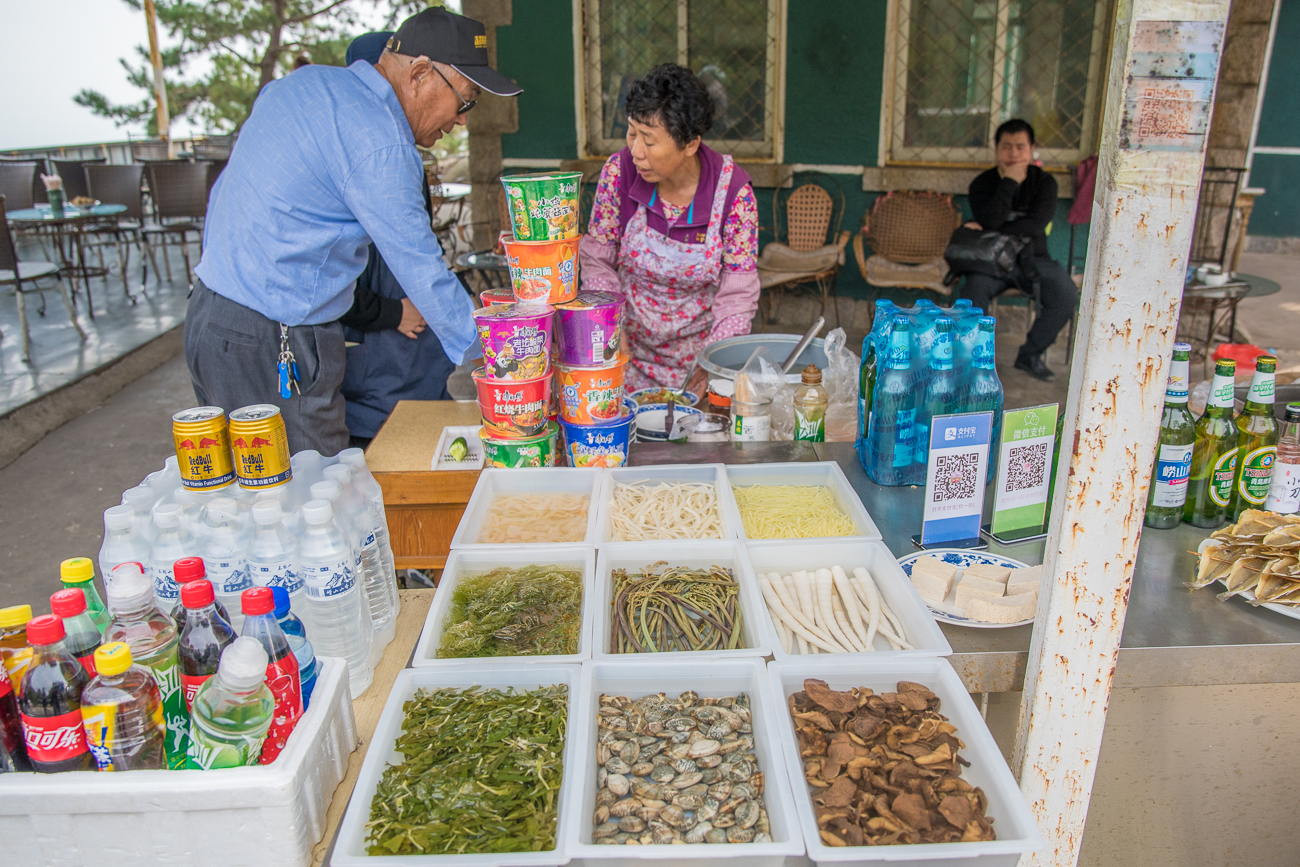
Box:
[428,62,477,115]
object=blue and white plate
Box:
[898,549,1034,628]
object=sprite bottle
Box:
[1228,354,1279,520]
[1183,358,1238,528]
[1143,342,1195,529]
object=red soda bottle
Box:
[50,589,102,677]
[178,580,236,712]
[172,557,232,630]
[19,615,92,772]
[239,588,301,764]
[0,661,30,772]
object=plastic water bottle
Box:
[79,641,167,771]
[247,500,307,627]
[177,579,236,712]
[963,316,1004,479]
[171,487,210,542]
[866,316,917,486]
[295,499,373,697]
[171,557,232,630]
[104,564,189,769]
[122,486,160,543]
[338,448,400,618]
[60,557,111,634]
[271,587,317,708]
[18,615,93,773]
[186,637,274,769]
[311,479,385,666]
[201,497,252,632]
[50,589,101,677]
[324,464,396,654]
[239,588,302,764]
[99,506,151,590]
[148,503,199,612]
[915,317,959,470]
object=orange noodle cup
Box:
[502,236,580,305]
[556,355,628,425]
[479,287,515,307]
[472,303,554,381]
[473,368,552,438]
[500,171,582,240]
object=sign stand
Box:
[911,411,993,550]
[981,404,1060,545]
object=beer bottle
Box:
[1229,355,1278,521]
[1183,358,1239,528]
[1144,342,1196,529]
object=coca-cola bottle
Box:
[178,580,236,713]
[238,588,302,764]
[171,557,232,631]
[0,662,30,772]
[18,615,92,773]
[50,589,102,677]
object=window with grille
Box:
[888,0,1111,166]
[579,0,783,160]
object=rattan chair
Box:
[86,164,157,299]
[0,195,85,361]
[757,173,851,327]
[854,191,960,309]
[51,159,105,203]
[143,162,210,289]
[129,139,173,162]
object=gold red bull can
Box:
[171,407,235,490]
[228,404,292,489]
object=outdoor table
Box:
[7,202,128,318]
[1180,272,1282,362]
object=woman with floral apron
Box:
[579,64,760,393]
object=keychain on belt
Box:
[278,324,300,400]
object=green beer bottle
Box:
[1144,342,1196,529]
[1183,358,1239,528]
[1229,354,1279,520]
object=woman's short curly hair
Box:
[624,64,714,148]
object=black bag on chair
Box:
[943,227,1030,281]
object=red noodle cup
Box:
[479,288,515,307]
[502,236,580,305]
[473,367,552,437]
[472,303,554,381]
[556,355,628,425]
[555,290,625,367]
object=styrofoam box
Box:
[724,462,882,542]
[451,467,604,549]
[0,657,357,867]
[596,464,743,544]
[412,546,597,666]
[744,539,952,659]
[593,541,770,661]
[332,664,581,867]
[567,658,805,867]
[768,658,1044,867]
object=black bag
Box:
[943,227,1030,280]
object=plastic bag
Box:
[821,328,861,441]
[736,346,791,440]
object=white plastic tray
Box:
[768,658,1044,867]
[724,462,882,542]
[412,546,596,666]
[566,658,805,866]
[596,464,742,544]
[331,664,581,867]
[593,541,770,661]
[432,425,486,470]
[451,467,604,549]
[0,657,356,867]
[744,539,951,659]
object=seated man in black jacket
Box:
[962,119,1078,381]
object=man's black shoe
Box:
[1015,353,1056,381]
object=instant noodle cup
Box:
[473,367,551,438]
[556,355,628,425]
[479,423,557,468]
[500,171,582,240]
[502,236,580,305]
[554,290,625,366]
[479,287,515,307]
[472,303,554,381]
[559,411,635,468]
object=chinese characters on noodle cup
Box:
[499,171,582,241]
[556,356,629,425]
[472,303,555,381]
[479,422,559,468]
[502,236,580,305]
[472,368,553,438]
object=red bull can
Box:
[171,407,235,491]
[228,404,292,489]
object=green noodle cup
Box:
[479,422,558,468]
[501,172,583,241]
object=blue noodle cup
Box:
[558,410,635,468]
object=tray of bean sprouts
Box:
[598,464,741,542]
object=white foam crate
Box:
[451,467,604,549]
[332,664,581,867]
[412,546,597,666]
[724,462,881,542]
[567,658,805,867]
[744,540,951,659]
[596,464,743,544]
[768,658,1044,867]
[0,657,356,867]
[593,541,770,661]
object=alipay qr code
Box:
[933,453,979,502]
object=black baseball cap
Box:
[388,8,522,97]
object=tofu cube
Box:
[1006,564,1043,597]
[966,591,1038,624]
[910,567,954,604]
[962,563,1012,586]
[954,574,1005,610]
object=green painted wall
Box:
[1248,0,1300,238]
[498,0,577,159]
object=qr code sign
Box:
[933,453,978,502]
[1006,442,1049,492]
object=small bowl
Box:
[634,402,702,441]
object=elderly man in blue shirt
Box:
[185,8,520,455]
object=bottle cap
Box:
[50,588,87,617]
[174,556,206,584]
[1286,403,1300,423]
[181,579,216,609]
[800,364,822,385]
[104,505,135,531]
[164,455,179,473]
[205,496,239,523]
[107,564,154,611]
[172,487,199,507]
[94,642,134,677]
[271,586,292,618]
[26,614,66,646]
[310,481,341,502]
[60,558,95,584]
[241,586,275,616]
[0,604,33,629]
[338,447,365,468]
[302,499,335,525]
[153,502,182,528]
[219,636,270,690]
[324,464,352,485]
[122,486,156,511]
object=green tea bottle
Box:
[1229,354,1279,520]
[1144,342,1196,529]
[793,365,828,442]
[1183,358,1238,528]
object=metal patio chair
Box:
[0,195,86,362]
[51,158,105,204]
[86,164,157,300]
[143,162,211,290]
